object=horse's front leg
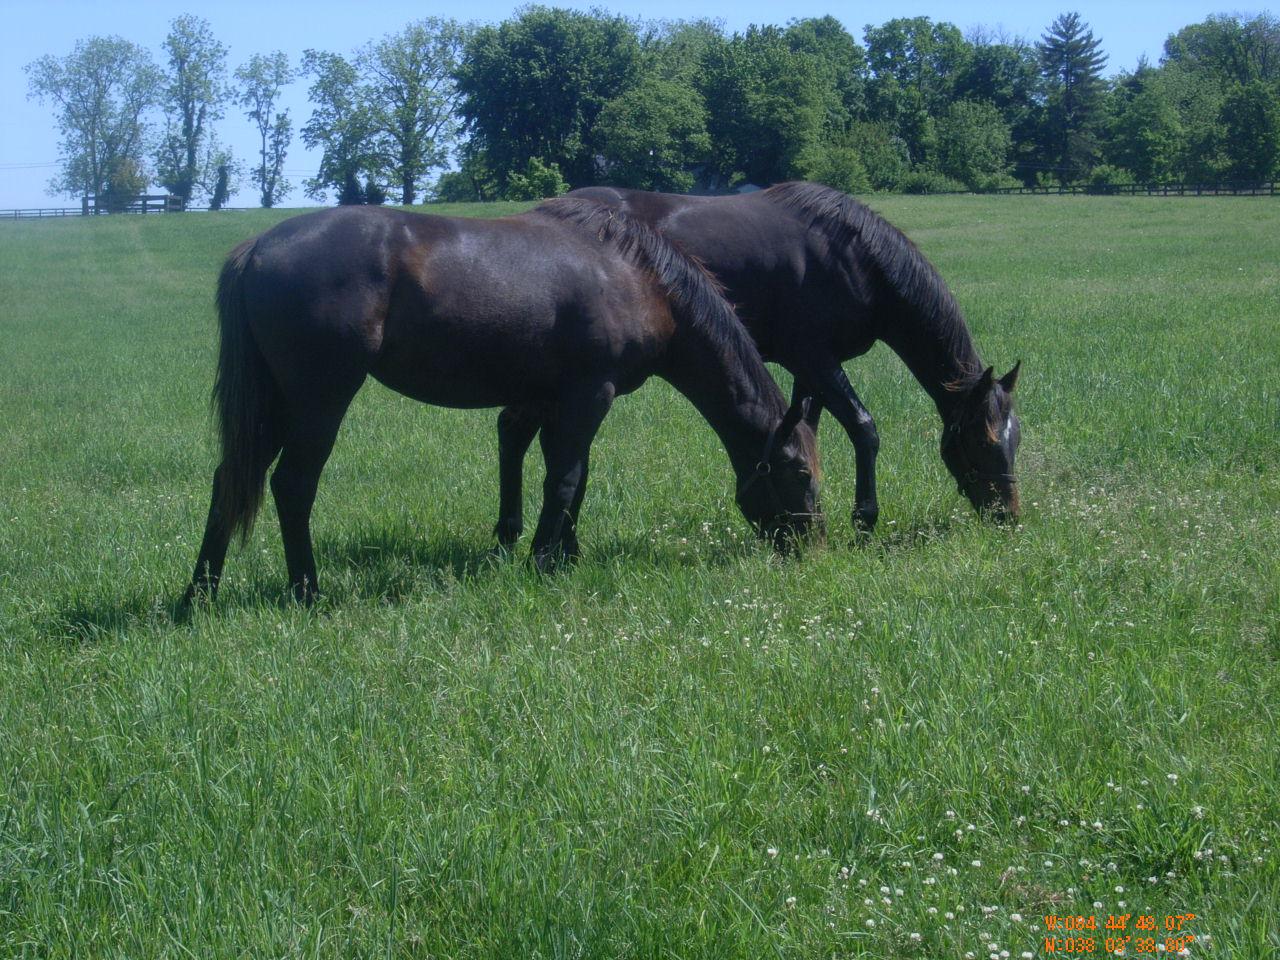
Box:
[799,362,881,533]
[494,405,542,548]
[530,384,615,572]
[790,379,824,432]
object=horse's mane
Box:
[762,181,982,387]
[531,196,777,403]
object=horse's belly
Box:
[370,343,555,408]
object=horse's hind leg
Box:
[813,364,880,532]
[530,384,615,572]
[270,383,363,603]
[494,405,542,548]
[184,440,281,605]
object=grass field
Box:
[0,194,1276,959]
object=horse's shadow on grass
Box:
[39,594,176,646]
[38,514,968,640]
[867,514,963,554]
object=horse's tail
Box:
[212,237,276,543]
[531,197,766,376]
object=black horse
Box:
[185,198,821,603]
[494,182,1020,545]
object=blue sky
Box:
[0,0,1259,208]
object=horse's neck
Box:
[878,299,982,421]
[662,329,779,476]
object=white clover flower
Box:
[767,847,778,858]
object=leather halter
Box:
[736,401,815,530]
[943,418,1017,492]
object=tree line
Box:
[24,9,1280,209]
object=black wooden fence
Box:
[80,194,185,214]
[983,180,1276,197]
[1,182,1276,219]
[0,195,185,219]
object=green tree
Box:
[1219,80,1280,180]
[301,49,379,203]
[643,18,724,84]
[455,7,642,190]
[430,141,500,202]
[597,74,710,191]
[954,35,1040,180]
[698,25,830,185]
[1163,14,1280,87]
[784,16,867,128]
[1165,66,1231,181]
[504,157,569,200]
[100,156,149,212]
[153,15,230,206]
[1107,67,1183,182]
[25,36,160,201]
[934,99,1014,188]
[794,139,871,195]
[1037,12,1109,182]
[208,160,233,210]
[863,17,969,165]
[361,19,470,205]
[235,52,294,208]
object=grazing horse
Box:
[494,182,1020,545]
[185,198,821,604]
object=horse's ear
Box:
[974,366,995,395]
[999,361,1021,393]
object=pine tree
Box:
[1038,12,1108,182]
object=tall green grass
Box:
[0,196,1276,958]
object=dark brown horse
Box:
[185,198,821,603]
[494,182,1020,545]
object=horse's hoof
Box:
[494,518,523,548]
[852,504,879,534]
[288,581,321,606]
[181,581,216,609]
[531,546,576,574]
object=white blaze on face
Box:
[1001,416,1013,445]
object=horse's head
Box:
[736,399,824,549]
[941,363,1021,522]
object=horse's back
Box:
[567,187,871,361]
[233,205,672,409]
